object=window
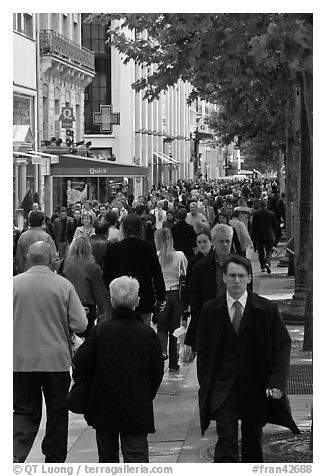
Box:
[13,13,33,39]
[81,14,110,54]
[81,15,112,134]
[84,57,111,134]
[13,95,32,126]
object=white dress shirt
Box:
[226,291,248,322]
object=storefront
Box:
[49,154,148,211]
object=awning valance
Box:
[50,154,148,177]
[153,150,180,165]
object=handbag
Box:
[66,372,92,414]
[66,325,100,414]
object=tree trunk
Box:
[284,87,301,244]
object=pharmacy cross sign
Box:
[93,105,120,133]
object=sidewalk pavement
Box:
[26,246,312,464]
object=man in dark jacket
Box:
[52,207,74,258]
[251,199,279,274]
[73,276,164,463]
[102,214,166,325]
[197,254,299,463]
[171,208,197,261]
[185,223,252,351]
[90,219,110,269]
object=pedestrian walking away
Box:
[251,199,279,274]
[13,241,87,463]
[102,214,166,326]
[59,235,107,336]
[72,276,164,463]
[155,227,188,371]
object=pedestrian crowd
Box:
[13,176,296,465]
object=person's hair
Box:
[94,219,110,235]
[109,276,139,309]
[217,212,230,224]
[104,210,118,227]
[60,207,67,213]
[166,209,175,216]
[121,214,144,239]
[211,223,233,241]
[82,211,94,224]
[196,226,212,241]
[135,204,147,216]
[177,208,187,220]
[260,199,268,208]
[28,210,45,227]
[67,235,94,263]
[222,254,252,277]
[99,203,106,210]
[28,241,52,266]
[155,227,176,267]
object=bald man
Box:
[13,241,88,463]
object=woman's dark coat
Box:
[73,308,164,434]
[196,291,300,436]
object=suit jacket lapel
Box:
[238,299,252,335]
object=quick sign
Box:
[90,168,107,174]
[59,107,75,128]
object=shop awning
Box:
[50,154,148,177]
[13,150,59,165]
[153,150,180,165]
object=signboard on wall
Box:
[134,177,143,199]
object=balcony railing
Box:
[39,30,95,73]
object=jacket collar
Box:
[112,307,143,322]
[27,265,53,274]
[214,291,266,311]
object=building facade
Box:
[13,13,225,221]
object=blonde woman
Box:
[73,211,96,240]
[60,235,106,337]
[155,227,187,371]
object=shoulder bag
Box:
[66,325,100,414]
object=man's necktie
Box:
[232,301,243,334]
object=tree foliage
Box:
[87,13,312,161]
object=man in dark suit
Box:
[171,208,197,262]
[185,223,252,351]
[199,197,216,228]
[102,214,166,326]
[197,255,299,463]
[251,199,279,274]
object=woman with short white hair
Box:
[109,276,139,310]
[72,275,164,463]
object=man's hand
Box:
[266,388,284,399]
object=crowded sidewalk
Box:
[25,244,312,464]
